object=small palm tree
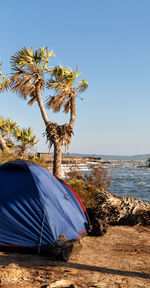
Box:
[46,66,88,176]
[0,64,11,152]
[0,116,17,152]
[13,127,39,157]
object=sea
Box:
[107,161,150,203]
[63,155,150,203]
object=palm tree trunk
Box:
[0,135,9,153]
[36,82,49,126]
[36,82,62,178]
[69,93,76,127]
[53,141,62,178]
[20,145,26,159]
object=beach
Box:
[0,225,149,287]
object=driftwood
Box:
[87,188,150,234]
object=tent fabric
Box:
[0,160,88,249]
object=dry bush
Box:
[65,163,83,179]
[0,151,50,170]
[0,151,19,163]
[67,165,111,207]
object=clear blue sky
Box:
[1,0,150,155]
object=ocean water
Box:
[62,157,150,203]
[107,161,150,203]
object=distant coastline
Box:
[63,153,150,161]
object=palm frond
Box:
[50,65,80,84]
[46,79,61,91]
[46,65,87,116]
[63,99,71,113]
[27,95,37,105]
[46,94,66,112]
[45,96,55,109]
[14,126,39,145]
[40,47,56,70]
[0,117,18,139]
[11,47,35,71]
[76,78,88,93]
[0,72,11,92]
[11,46,54,101]
[10,70,44,100]
[11,47,55,74]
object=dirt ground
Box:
[0,225,149,288]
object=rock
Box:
[86,207,108,236]
[47,236,82,261]
[58,234,68,242]
[41,279,77,288]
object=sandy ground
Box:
[0,225,149,288]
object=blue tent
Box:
[0,159,88,251]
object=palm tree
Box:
[13,127,39,157]
[0,116,17,152]
[46,66,88,177]
[10,48,88,177]
[0,64,11,152]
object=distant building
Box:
[37,152,53,162]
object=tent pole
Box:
[38,209,46,255]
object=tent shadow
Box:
[0,251,150,280]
